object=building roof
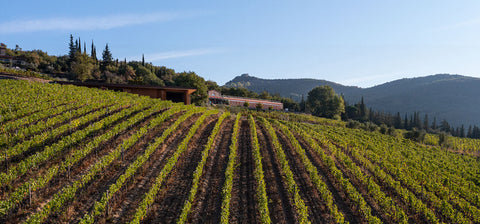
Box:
[55,81,197,94]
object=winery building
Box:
[208,90,283,110]
[57,81,196,105]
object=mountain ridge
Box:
[224,73,480,127]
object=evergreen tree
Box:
[91,40,97,62]
[460,125,465,138]
[68,34,76,61]
[467,126,473,138]
[432,117,437,130]
[394,112,402,129]
[424,114,429,132]
[83,42,87,55]
[440,119,450,133]
[358,97,367,121]
[404,114,409,130]
[142,54,145,66]
[300,94,306,112]
[409,114,414,130]
[77,37,81,53]
[101,43,113,71]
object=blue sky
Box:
[2,1,480,87]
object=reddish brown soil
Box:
[331,141,428,224]
[1,105,141,198]
[256,122,297,224]
[53,110,184,223]
[140,115,218,223]
[1,103,128,170]
[355,145,451,223]
[1,106,161,223]
[1,98,75,125]
[229,118,260,224]
[103,113,202,224]
[318,140,389,223]
[274,129,331,223]
[187,118,234,223]
[9,101,90,134]
[291,132,362,223]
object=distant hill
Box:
[225,74,480,127]
[224,74,362,101]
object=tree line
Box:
[291,85,480,140]
[1,35,210,105]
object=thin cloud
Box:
[0,12,187,33]
[340,74,392,87]
[145,48,224,61]
[435,18,480,32]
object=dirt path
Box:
[257,122,297,224]
[330,141,426,223]
[187,118,234,223]
[3,106,155,223]
[274,129,330,223]
[229,118,260,224]
[2,103,120,170]
[2,105,139,199]
[105,113,201,224]
[141,115,218,223]
[298,136,363,223]
[55,109,179,223]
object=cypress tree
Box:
[394,112,402,129]
[460,125,465,138]
[404,114,408,130]
[74,40,78,53]
[68,34,76,62]
[358,97,367,121]
[84,42,87,55]
[424,114,429,132]
[91,40,97,62]
[300,94,306,112]
[432,117,437,130]
[142,54,145,66]
[77,37,81,53]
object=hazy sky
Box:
[2,0,480,87]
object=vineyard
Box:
[1,79,480,223]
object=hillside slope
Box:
[2,79,480,223]
[225,74,480,126]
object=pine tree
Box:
[83,42,87,55]
[142,54,145,66]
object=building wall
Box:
[207,90,283,110]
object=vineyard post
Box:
[106,190,109,217]
[29,182,31,206]
[4,152,7,172]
